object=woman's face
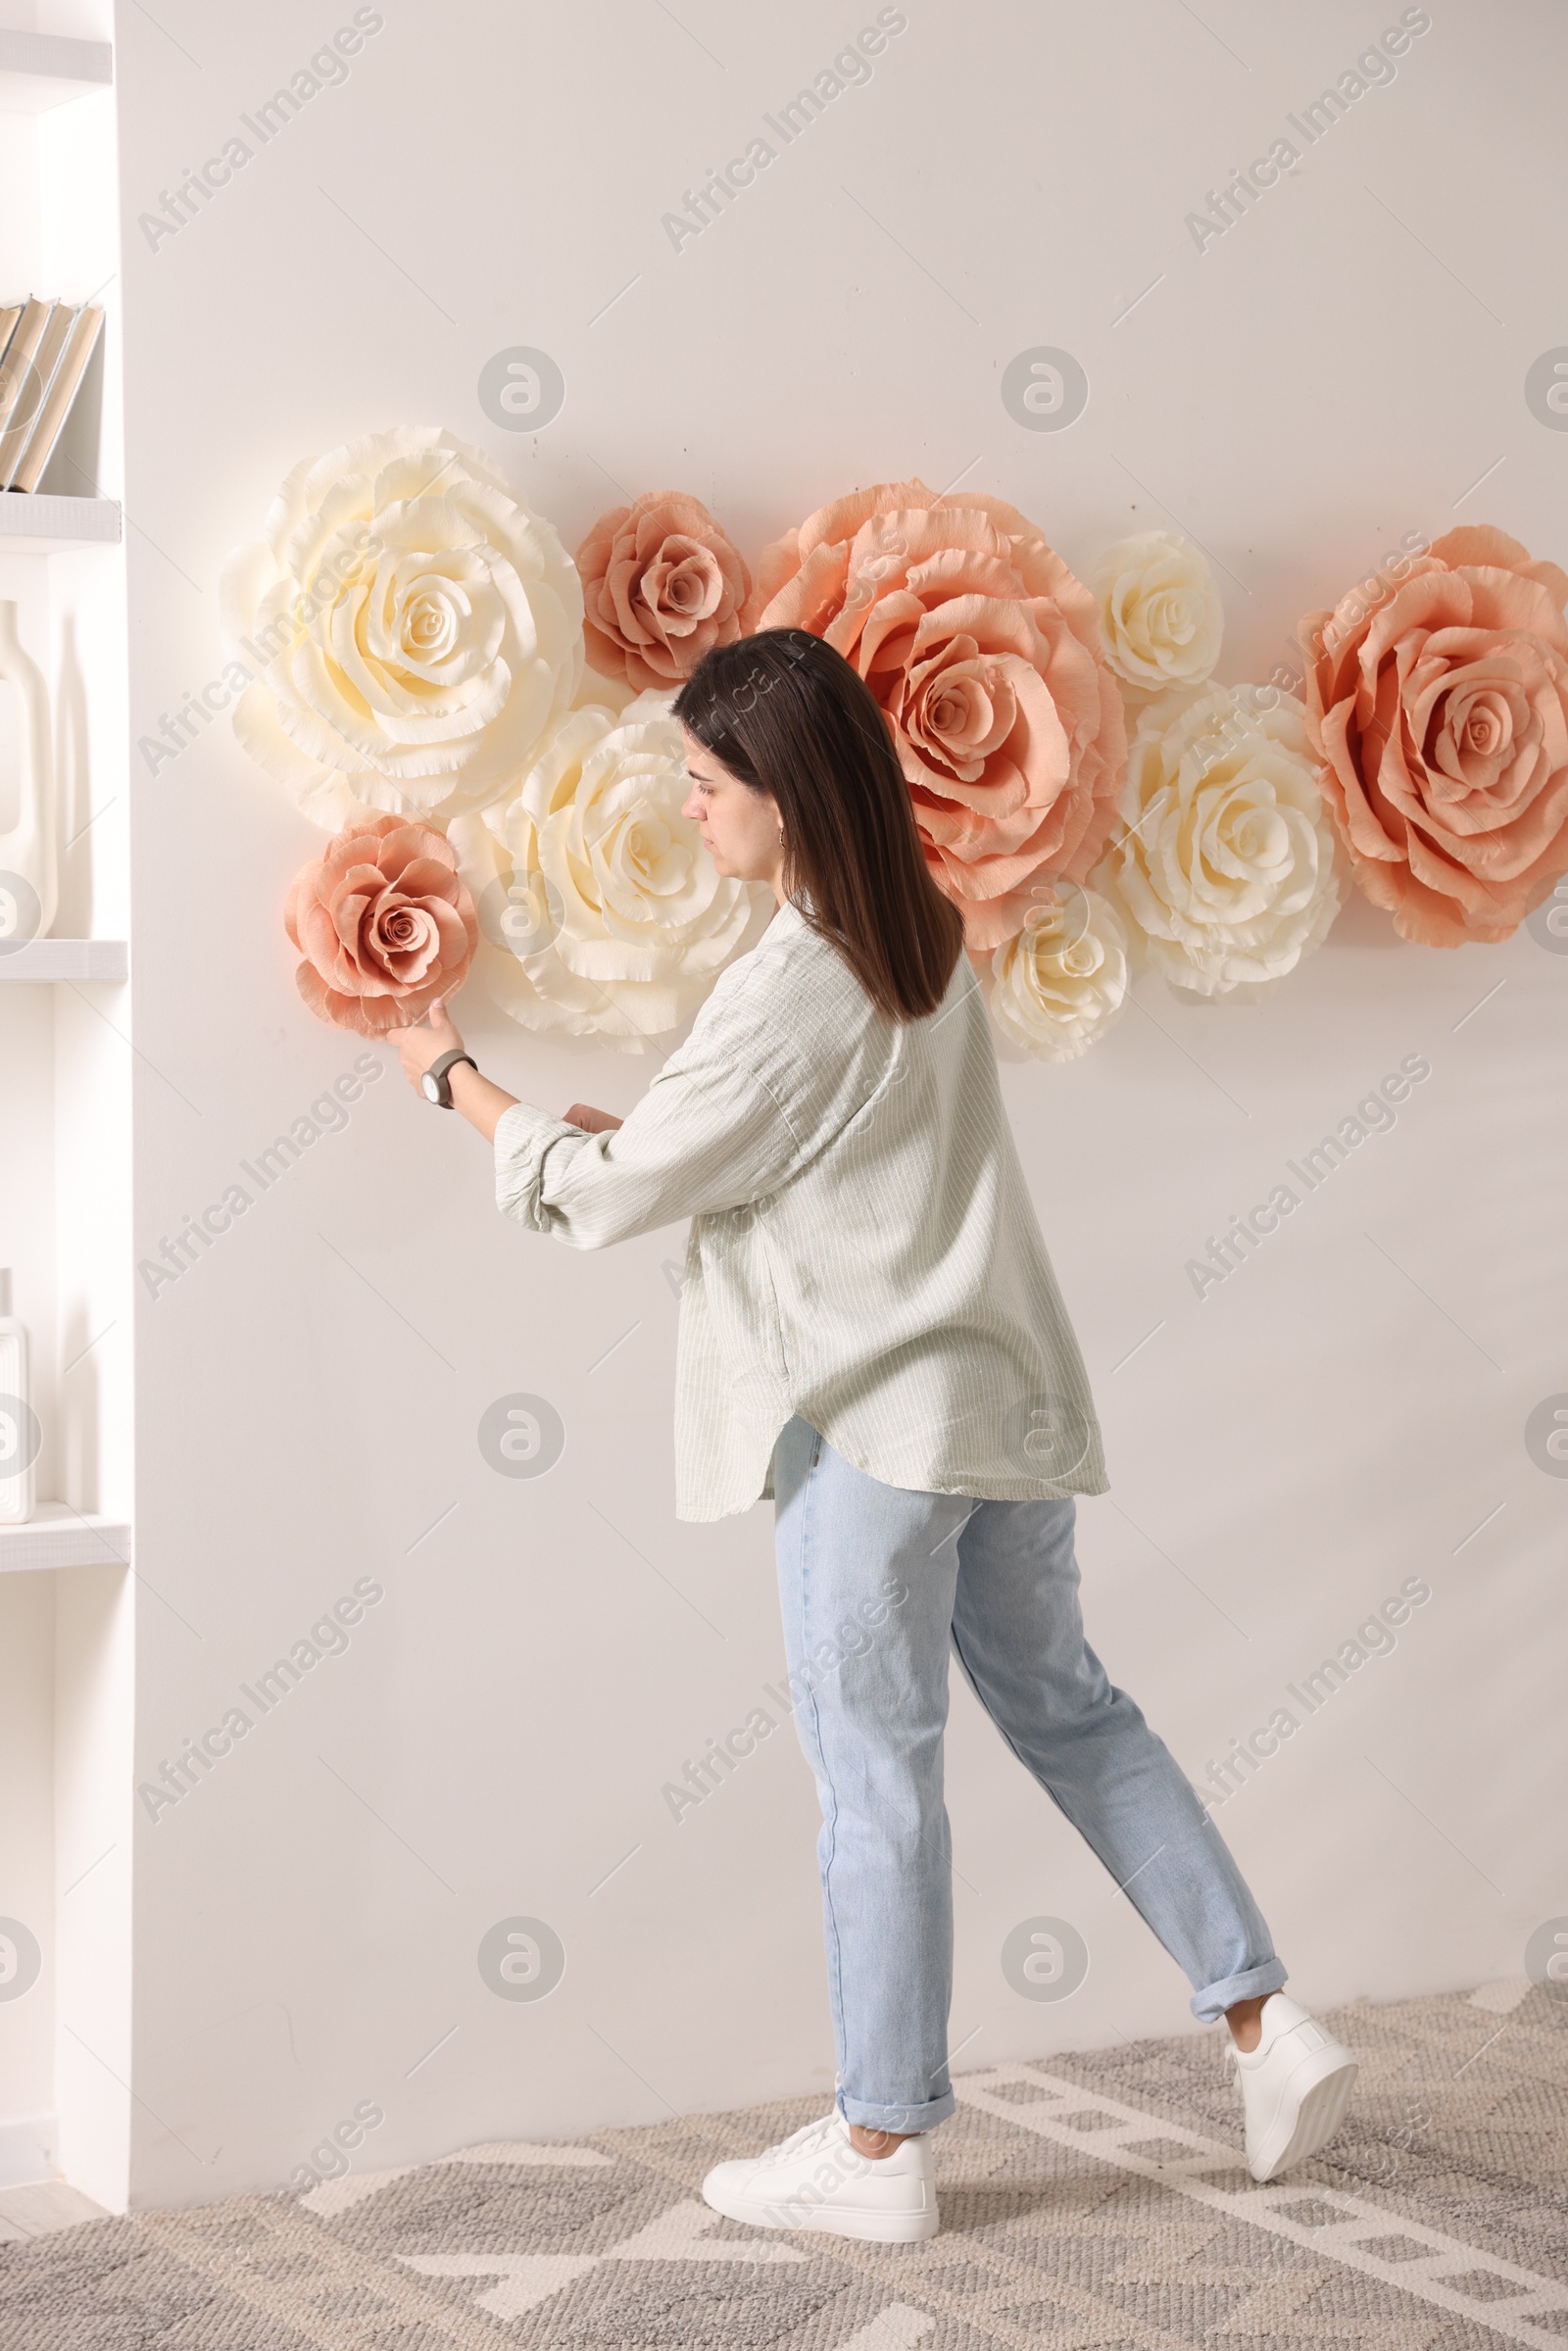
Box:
[681,729,785,885]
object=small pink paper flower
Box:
[1301,524,1568,945]
[748,479,1126,951]
[285,812,477,1035]
[576,490,752,690]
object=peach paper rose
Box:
[577,491,752,690]
[749,479,1125,951]
[285,812,477,1036]
[1302,524,1568,945]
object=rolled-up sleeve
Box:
[493,1051,802,1249]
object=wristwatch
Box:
[421,1048,477,1107]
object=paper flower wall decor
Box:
[448,691,767,1053]
[229,432,1568,1070]
[221,425,583,830]
[748,479,1126,952]
[1301,524,1568,946]
[1095,682,1342,999]
[986,881,1130,1060]
[286,812,477,1036]
[1094,531,1224,700]
[576,490,752,690]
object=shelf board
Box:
[0,1503,129,1573]
[0,28,113,111]
[0,495,122,555]
[0,939,126,981]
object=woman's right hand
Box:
[564,1103,623,1133]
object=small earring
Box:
[777,826,786,845]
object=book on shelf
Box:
[0,300,55,471]
[0,298,105,495]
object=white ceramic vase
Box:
[0,601,56,946]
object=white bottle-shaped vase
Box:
[0,1269,36,1525]
[0,602,56,948]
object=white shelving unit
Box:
[0,7,133,2215]
[0,938,125,980]
[0,495,122,555]
[0,28,111,113]
[0,1503,129,1574]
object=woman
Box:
[389,628,1357,2247]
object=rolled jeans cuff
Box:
[1191,1955,1288,2025]
[836,2085,956,2133]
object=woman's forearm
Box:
[385,999,620,1151]
[391,998,791,1248]
[449,1058,519,1143]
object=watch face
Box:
[421,1071,441,1102]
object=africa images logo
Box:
[1184,9,1432,254]
[660,9,908,253]
[1186,1054,1431,1299]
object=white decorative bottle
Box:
[0,1270,35,1524]
[0,602,56,948]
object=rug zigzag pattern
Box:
[1,1985,1564,2350]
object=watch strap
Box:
[425,1048,476,1106]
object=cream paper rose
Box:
[220,425,582,830]
[1094,531,1224,698]
[1096,682,1342,997]
[986,882,1129,1060]
[448,691,769,1053]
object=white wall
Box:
[107,0,1567,2208]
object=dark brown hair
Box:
[671,629,965,1021]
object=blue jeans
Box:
[770,1415,1287,2134]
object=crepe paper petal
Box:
[577,492,751,691]
[750,480,1125,952]
[1300,524,1568,944]
[1095,682,1343,998]
[286,810,477,1036]
[450,690,770,1054]
[1093,531,1224,699]
[221,426,582,826]
[984,882,1130,1060]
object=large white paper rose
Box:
[1096,682,1342,998]
[448,691,769,1053]
[1094,531,1224,698]
[220,425,582,829]
[986,882,1129,1060]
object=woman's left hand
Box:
[388,999,466,1095]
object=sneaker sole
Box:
[701,2180,940,2244]
[1250,2049,1358,2182]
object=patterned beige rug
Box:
[2,1982,1564,2350]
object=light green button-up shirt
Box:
[493,896,1108,1522]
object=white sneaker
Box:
[1227,1991,1358,2181]
[701,2111,939,2243]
